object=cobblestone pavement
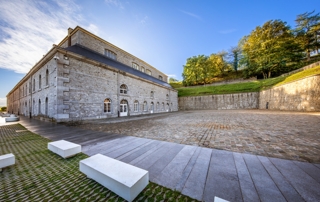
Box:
[80,110,320,163]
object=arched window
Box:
[159,75,163,81]
[45,97,48,116]
[120,84,127,94]
[132,63,139,70]
[143,101,147,111]
[166,103,170,112]
[162,102,165,111]
[141,67,145,73]
[46,69,49,86]
[104,98,111,113]
[150,91,154,98]
[146,69,152,75]
[39,74,41,89]
[156,102,160,111]
[33,99,35,115]
[150,102,154,111]
[166,94,169,100]
[134,100,139,112]
[22,86,24,96]
[29,81,31,93]
[38,99,41,114]
[33,79,35,91]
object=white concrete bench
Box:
[80,154,149,202]
[5,114,20,122]
[0,153,15,172]
[48,140,81,158]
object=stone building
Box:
[6,26,178,122]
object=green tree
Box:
[1,106,7,112]
[295,11,320,60]
[242,20,302,78]
[229,46,242,71]
[169,77,178,82]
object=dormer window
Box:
[105,49,117,60]
[141,67,145,73]
[159,75,163,81]
[146,69,152,76]
[132,63,140,71]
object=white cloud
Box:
[0,98,6,107]
[180,10,202,21]
[105,0,124,9]
[0,0,97,74]
[139,16,149,25]
[87,24,99,35]
[167,74,177,78]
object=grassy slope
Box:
[178,65,320,97]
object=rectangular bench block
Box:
[80,154,149,202]
[0,153,15,168]
[48,140,81,158]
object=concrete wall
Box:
[179,92,259,110]
[259,75,320,111]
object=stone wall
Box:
[179,92,259,110]
[62,57,177,121]
[259,75,320,111]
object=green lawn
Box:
[178,65,320,97]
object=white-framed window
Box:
[150,102,154,111]
[22,86,24,97]
[141,67,145,73]
[134,100,139,112]
[45,97,48,116]
[156,102,160,111]
[159,75,163,81]
[104,98,111,113]
[166,103,170,112]
[146,69,152,75]
[166,94,169,100]
[120,84,128,94]
[105,49,117,60]
[33,79,35,91]
[29,81,31,93]
[132,63,139,71]
[150,91,154,98]
[162,102,165,111]
[143,101,147,111]
[46,69,49,86]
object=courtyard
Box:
[79,109,320,163]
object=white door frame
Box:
[120,103,128,116]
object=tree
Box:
[169,77,178,82]
[242,20,303,79]
[295,11,320,60]
[229,46,242,71]
[1,106,7,112]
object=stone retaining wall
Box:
[178,75,320,112]
[178,92,259,110]
[259,75,320,111]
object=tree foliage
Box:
[295,10,320,59]
[241,20,303,78]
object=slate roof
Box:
[64,44,172,88]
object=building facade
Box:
[7,26,178,122]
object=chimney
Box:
[67,28,73,47]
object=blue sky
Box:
[0,0,318,106]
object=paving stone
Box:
[293,160,320,184]
[182,147,211,201]
[153,145,197,189]
[203,149,243,202]
[243,154,286,202]
[147,144,184,180]
[233,152,259,202]
[258,156,304,202]
[105,138,152,159]
[175,147,202,192]
[118,140,160,162]
[270,157,320,202]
